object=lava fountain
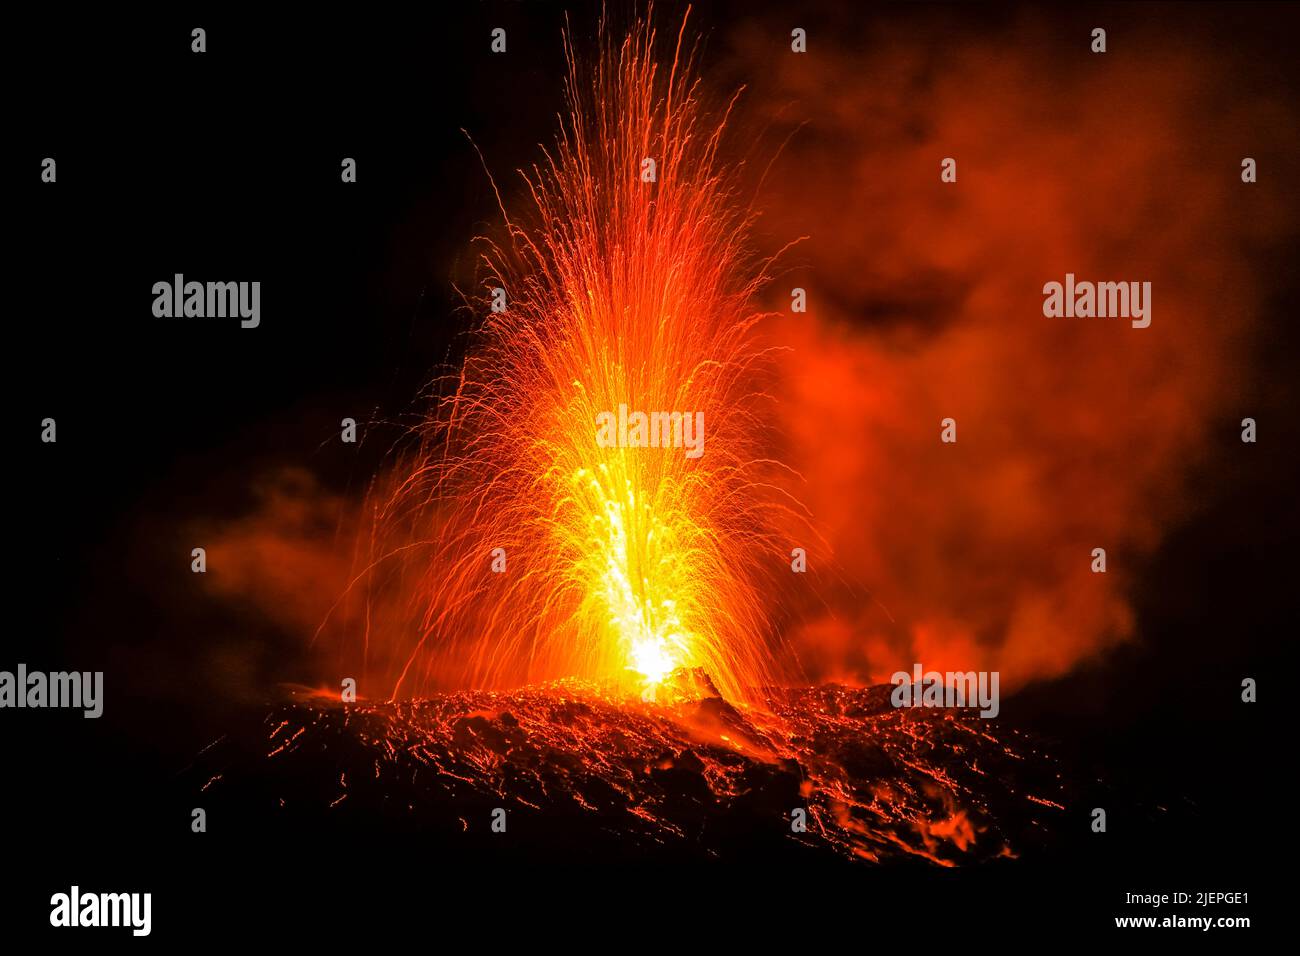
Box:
[356,10,802,707]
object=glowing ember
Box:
[349,11,800,705]
[188,681,1081,865]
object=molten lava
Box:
[352,11,800,706]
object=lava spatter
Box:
[189,675,1074,865]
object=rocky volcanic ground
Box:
[183,675,1085,865]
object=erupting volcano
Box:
[193,10,1096,865]
[11,1,1287,939]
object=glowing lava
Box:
[579,464,697,691]
[351,10,800,706]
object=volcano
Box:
[186,673,1078,866]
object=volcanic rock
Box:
[184,680,1080,865]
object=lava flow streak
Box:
[365,11,799,706]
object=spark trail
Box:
[359,11,800,707]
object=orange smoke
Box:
[730,10,1299,689]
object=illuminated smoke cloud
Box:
[729,10,1299,688]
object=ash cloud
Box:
[726,9,1299,689]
